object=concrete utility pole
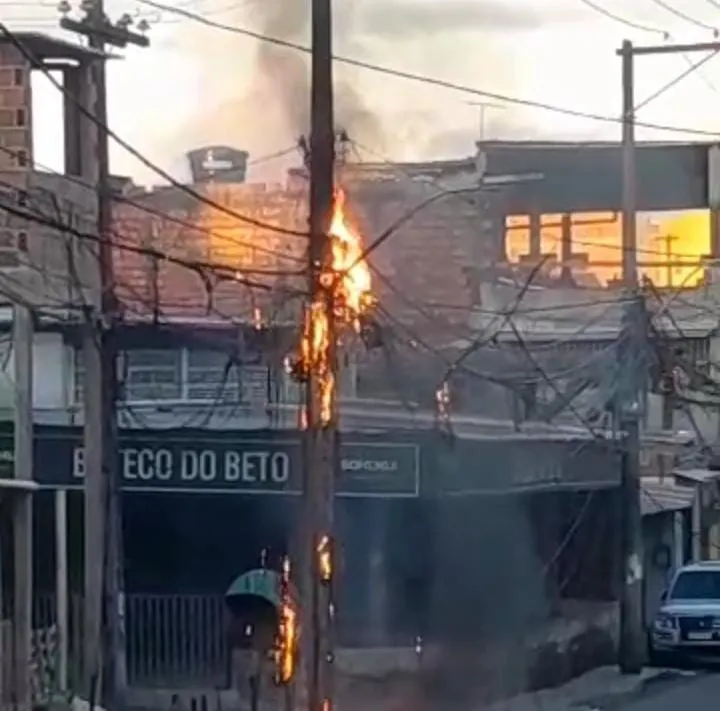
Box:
[620,40,637,288]
[616,298,646,675]
[302,0,337,709]
[618,38,720,673]
[618,38,645,676]
[12,303,33,711]
[59,3,149,706]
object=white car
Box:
[649,561,720,663]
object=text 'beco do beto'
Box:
[72,447,291,483]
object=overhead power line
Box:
[136,0,720,138]
[647,0,718,32]
[0,24,310,239]
[349,138,702,261]
[0,142,306,268]
[576,0,667,35]
[0,192,300,295]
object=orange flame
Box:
[317,534,332,582]
[275,556,297,684]
[299,188,373,426]
[300,301,334,424]
[323,189,374,326]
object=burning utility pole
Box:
[301,0,338,707]
[283,2,374,710]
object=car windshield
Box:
[670,570,720,600]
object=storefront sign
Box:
[0,423,11,478]
[34,428,420,497]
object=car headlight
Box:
[654,613,676,630]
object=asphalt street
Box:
[618,672,720,710]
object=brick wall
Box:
[112,184,306,321]
[0,42,32,173]
[111,179,478,334]
[0,41,31,286]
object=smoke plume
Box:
[246,0,387,151]
[360,0,580,37]
[139,0,574,183]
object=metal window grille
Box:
[73,347,293,406]
[125,349,182,401]
[185,349,241,402]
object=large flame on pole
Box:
[299,187,373,426]
[324,189,374,325]
[291,188,372,704]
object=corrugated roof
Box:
[641,477,695,516]
[672,468,720,483]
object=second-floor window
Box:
[74,347,288,405]
[186,349,240,402]
[125,349,182,401]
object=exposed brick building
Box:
[0,34,101,313]
[112,164,488,336]
[111,182,306,323]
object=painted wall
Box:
[0,332,71,413]
[642,511,689,624]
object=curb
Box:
[571,669,699,710]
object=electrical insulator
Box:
[116,12,133,28]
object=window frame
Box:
[123,348,183,403]
[0,229,25,269]
[72,345,293,406]
[185,348,242,403]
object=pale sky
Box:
[6,0,720,186]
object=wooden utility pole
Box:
[302,0,337,708]
[59,4,149,706]
[618,37,720,673]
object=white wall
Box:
[0,332,71,415]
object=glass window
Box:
[670,570,720,600]
[76,346,296,406]
[74,347,125,404]
[240,365,268,405]
[125,349,181,401]
[186,349,275,405]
